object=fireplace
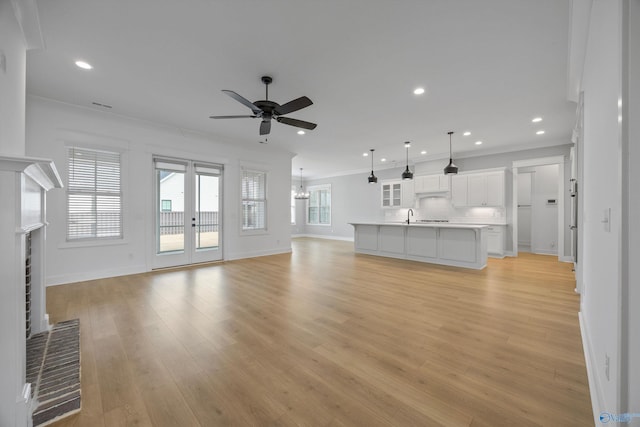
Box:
[26,232,32,339]
[0,156,63,427]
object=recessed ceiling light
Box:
[475,141,482,145]
[363,152,369,157]
[381,158,387,162]
[536,130,545,135]
[463,131,471,136]
[413,87,425,95]
[75,60,93,70]
[297,130,305,135]
[420,150,427,155]
[532,117,542,123]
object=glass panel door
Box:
[192,164,222,263]
[153,158,223,268]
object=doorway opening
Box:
[512,156,566,260]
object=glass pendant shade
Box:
[402,142,413,180]
[294,168,309,199]
[443,131,459,175]
[368,149,378,184]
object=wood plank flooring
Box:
[46,238,592,426]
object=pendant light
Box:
[401,141,413,180]
[294,168,309,200]
[367,149,378,184]
[443,131,459,175]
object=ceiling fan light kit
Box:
[210,76,317,136]
[444,131,459,175]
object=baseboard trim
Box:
[225,247,292,261]
[292,234,354,242]
[579,311,604,425]
[46,264,147,286]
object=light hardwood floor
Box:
[47,238,592,427]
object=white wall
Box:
[0,0,26,156]
[517,171,532,249]
[292,169,384,239]
[624,0,640,415]
[26,96,294,285]
[578,0,630,421]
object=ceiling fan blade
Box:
[276,117,317,130]
[275,96,313,116]
[259,120,271,135]
[209,115,257,119]
[222,90,261,113]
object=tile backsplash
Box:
[383,197,506,224]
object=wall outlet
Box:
[605,353,610,381]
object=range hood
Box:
[415,189,450,198]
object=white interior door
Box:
[152,158,223,269]
[518,171,533,252]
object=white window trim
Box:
[291,185,296,225]
[306,184,332,226]
[240,168,268,235]
[65,145,125,244]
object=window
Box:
[307,184,331,225]
[241,169,266,231]
[291,185,296,225]
[161,200,172,212]
[67,146,122,240]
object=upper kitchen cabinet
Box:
[414,174,450,194]
[381,180,415,208]
[451,170,505,207]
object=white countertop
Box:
[349,221,488,229]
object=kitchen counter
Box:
[349,222,488,269]
[354,221,488,229]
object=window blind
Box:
[67,147,122,240]
[307,185,331,225]
[241,169,266,230]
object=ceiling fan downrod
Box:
[261,75,272,100]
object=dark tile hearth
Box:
[26,319,81,426]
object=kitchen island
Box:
[349,222,488,269]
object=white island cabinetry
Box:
[351,222,488,269]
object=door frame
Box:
[511,155,566,260]
[151,156,224,269]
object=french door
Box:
[152,157,223,269]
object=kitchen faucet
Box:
[406,209,414,224]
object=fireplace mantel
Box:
[0,155,62,427]
[0,155,63,191]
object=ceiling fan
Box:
[209,76,317,136]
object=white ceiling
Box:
[26,0,576,179]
